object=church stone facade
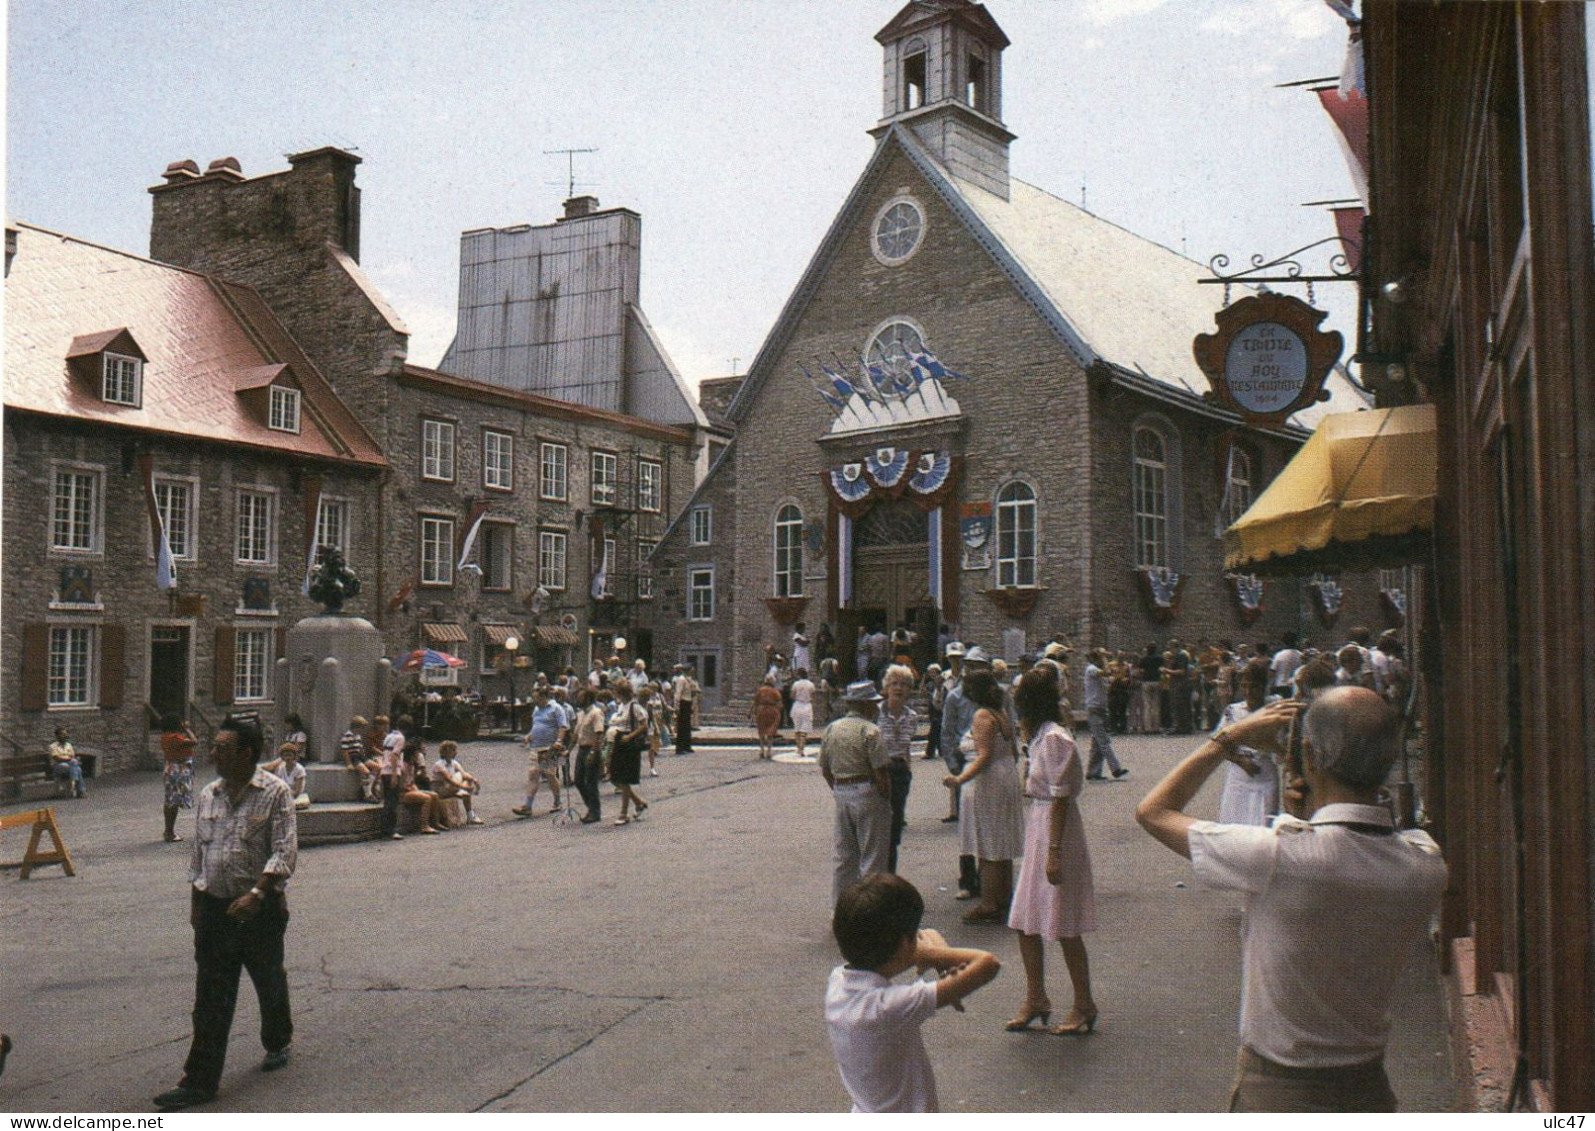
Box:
[649,0,1383,706]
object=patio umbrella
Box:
[391,648,468,672]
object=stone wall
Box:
[2,413,380,772]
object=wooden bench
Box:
[1,752,54,801]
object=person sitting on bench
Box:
[49,726,87,799]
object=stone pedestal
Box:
[272,614,393,763]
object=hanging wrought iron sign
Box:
[1192,293,1342,425]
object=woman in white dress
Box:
[789,668,816,758]
[1215,657,1280,826]
[943,669,1025,925]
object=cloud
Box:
[1078,0,1173,28]
[1201,0,1342,40]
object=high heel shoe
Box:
[1049,1009,1098,1036]
[1004,1004,1052,1032]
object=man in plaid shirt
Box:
[155,714,297,1110]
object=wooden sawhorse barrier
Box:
[0,807,76,878]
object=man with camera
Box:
[1135,687,1447,1112]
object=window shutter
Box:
[275,627,288,660]
[20,622,49,711]
[99,624,126,709]
[214,626,236,704]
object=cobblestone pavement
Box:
[0,732,1459,1112]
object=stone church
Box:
[648,0,1382,708]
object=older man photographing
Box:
[1135,687,1446,1112]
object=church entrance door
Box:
[851,500,936,674]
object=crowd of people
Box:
[819,624,1440,1113]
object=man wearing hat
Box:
[940,644,986,900]
[819,681,892,906]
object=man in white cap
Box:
[820,681,892,906]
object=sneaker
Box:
[153,1085,216,1110]
[390,832,404,840]
[954,889,976,901]
[614,815,631,825]
[649,768,659,777]
[262,1046,291,1072]
[1112,768,1131,779]
[467,815,485,825]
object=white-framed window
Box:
[483,430,514,492]
[51,466,101,553]
[48,625,95,707]
[235,489,276,565]
[636,538,657,600]
[590,450,617,506]
[637,458,663,512]
[1134,426,1170,569]
[102,353,142,406]
[268,386,301,433]
[538,530,568,590]
[773,504,804,597]
[153,477,196,561]
[540,442,568,502]
[689,567,715,621]
[234,628,272,703]
[871,196,926,266]
[422,419,456,482]
[690,506,712,546]
[1220,444,1255,529]
[601,537,616,597]
[995,481,1037,588]
[419,515,455,586]
[315,496,349,559]
[481,522,513,591]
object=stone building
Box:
[2,221,386,772]
[649,0,1383,706]
[145,149,705,685]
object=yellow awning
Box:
[1225,405,1436,575]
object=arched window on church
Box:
[1134,427,1170,568]
[995,481,1037,588]
[1221,443,1255,530]
[774,504,804,597]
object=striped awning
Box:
[533,625,581,647]
[422,622,468,644]
[481,624,523,646]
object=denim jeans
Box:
[1086,708,1123,776]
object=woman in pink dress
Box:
[1005,667,1099,1036]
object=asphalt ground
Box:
[0,731,1459,1113]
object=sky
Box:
[6,0,1362,388]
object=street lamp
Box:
[504,635,520,735]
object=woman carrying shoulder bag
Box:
[609,682,651,825]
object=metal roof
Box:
[4,223,384,466]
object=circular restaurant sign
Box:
[1225,321,1309,415]
[1193,293,1341,425]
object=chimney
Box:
[162,159,201,184]
[204,156,244,180]
[562,195,599,221]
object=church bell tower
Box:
[870,0,1015,200]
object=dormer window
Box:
[103,353,143,406]
[268,385,301,433]
[68,328,148,407]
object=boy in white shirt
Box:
[825,874,1000,1112]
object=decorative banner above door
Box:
[823,450,960,518]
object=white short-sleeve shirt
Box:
[1188,803,1447,1068]
[825,965,940,1112]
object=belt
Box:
[1239,1047,1385,1079]
[834,775,873,784]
